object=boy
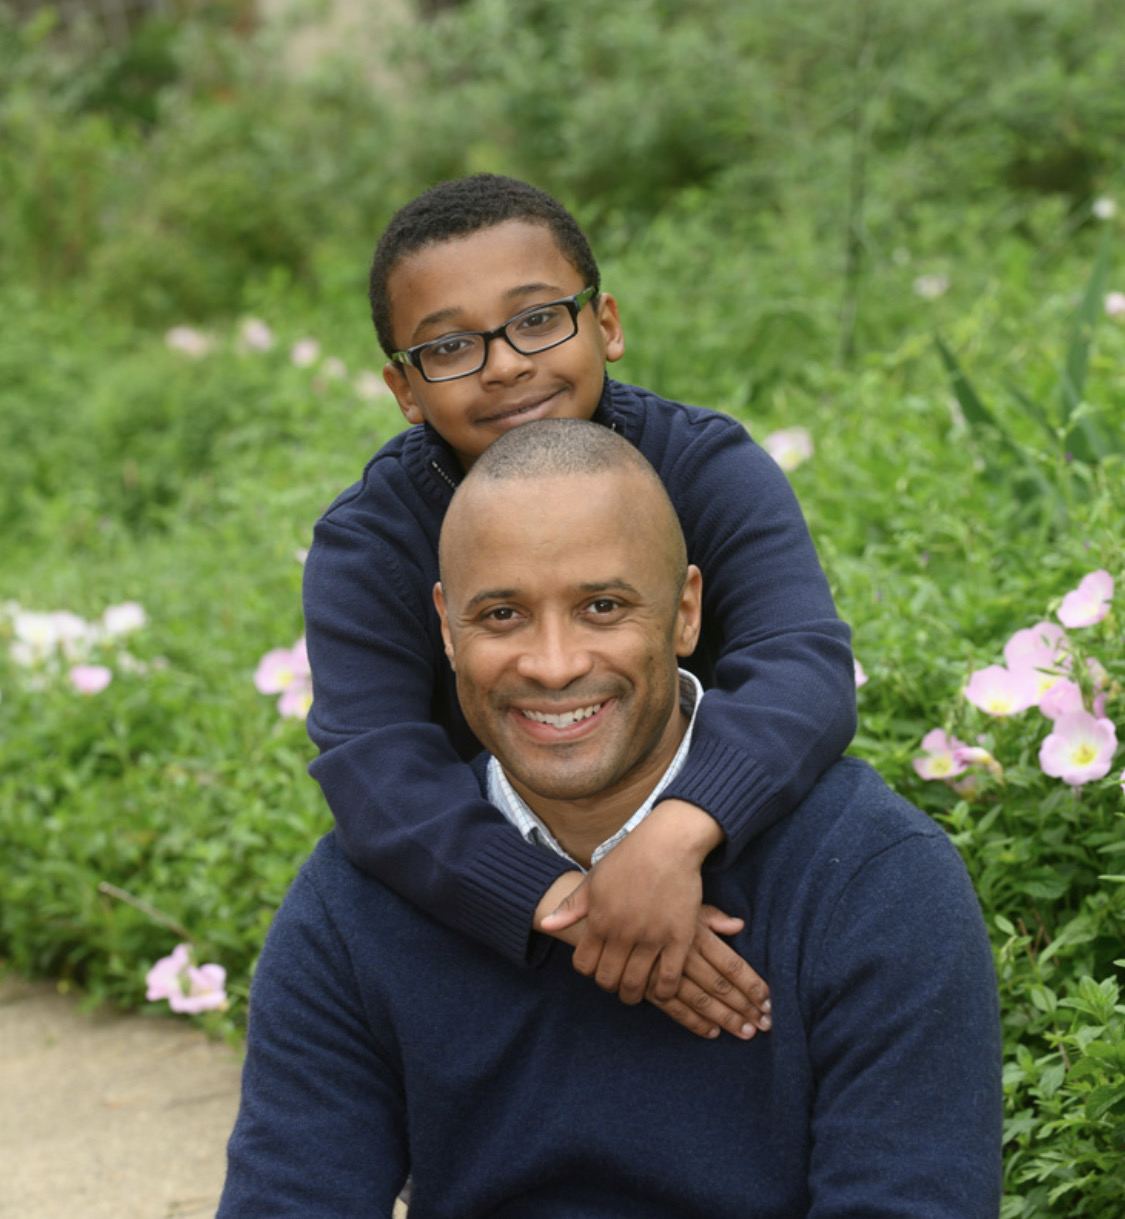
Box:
[302,174,856,1037]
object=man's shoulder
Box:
[754,757,957,887]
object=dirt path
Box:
[0,976,243,1219]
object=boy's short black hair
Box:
[369,174,601,358]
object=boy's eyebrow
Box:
[412,282,569,342]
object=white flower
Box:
[102,601,147,636]
[761,426,814,472]
[239,318,275,352]
[164,326,215,358]
[913,273,950,300]
[1092,197,1117,220]
[354,370,390,401]
[290,338,322,368]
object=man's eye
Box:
[587,598,622,615]
[482,606,519,623]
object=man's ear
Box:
[433,582,456,669]
[595,292,625,365]
[384,362,425,427]
[674,565,703,658]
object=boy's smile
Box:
[382,220,625,471]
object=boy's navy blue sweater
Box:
[218,758,1003,1218]
[302,378,856,962]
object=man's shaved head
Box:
[438,419,688,601]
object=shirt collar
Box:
[486,668,703,870]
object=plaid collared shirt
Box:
[486,669,704,870]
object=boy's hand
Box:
[534,800,771,1040]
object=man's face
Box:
[434,469,701,817]
[382,220,625,472]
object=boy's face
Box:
[382,220,625,471]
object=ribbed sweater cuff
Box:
[660,737,781,862]
[457,839,573,967]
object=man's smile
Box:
[520,701,605,728]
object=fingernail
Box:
[758,1015,772,1032]
[740,1022,756,1038]
[708,1026,721,1039]
[762,999,771,1014]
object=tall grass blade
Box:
[1060,230,1116,463]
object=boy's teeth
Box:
[523,703,603,728]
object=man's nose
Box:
[514,617,594,689]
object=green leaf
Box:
[1086,1083,1125,1123]
[1059,230,1117,463]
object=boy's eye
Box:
[430,335,476,359]
[513,304,567,337]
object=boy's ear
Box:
[595,292,625,365]
[432,582,456,669]
[384,362,425,426]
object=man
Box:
[219,420,1003,1218]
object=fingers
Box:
[647,973,762,1041]
[682,934,771,1032]
[572,933,662,1005]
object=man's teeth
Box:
[522,703,603,728]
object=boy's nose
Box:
[480,332,536,383]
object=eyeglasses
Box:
[390,286,598,383]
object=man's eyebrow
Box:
[412,283,568,342]
[463,588,520,614]
[462,579,641,614]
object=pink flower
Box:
[278,683,314,719]
[254,638,310,694]
[952,746,1004,778]
[1105,291,1125,319]
[69,664,113,695]
[761,427,814,472]
[1039,678,1107,722]
[854,659,869,688]
[913,728,969,781]
[254,638,313,720]
[1004,621,1070,677]
[1058,569,1114,628]
[964,665,1040,716]
[1039,711,1118,787]
[146,944,228,1014]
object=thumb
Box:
[699,903,745,936]
[539,881,591,930]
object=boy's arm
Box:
[657,414,857,856]
[547,405,856,1000]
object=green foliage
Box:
[2,2,1125,1211]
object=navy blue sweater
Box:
[302,378,856,962]
[219,758,1003,1218]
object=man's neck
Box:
[506,705,691,869]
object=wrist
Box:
[647,798,724,865]
[533,872,584,933]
